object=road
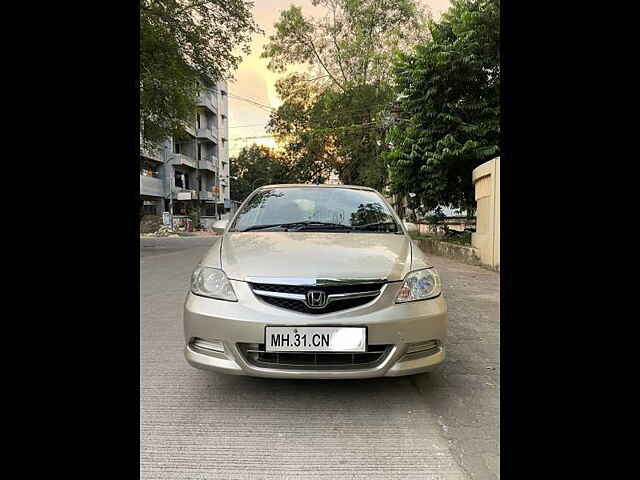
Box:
[141,237,499,480]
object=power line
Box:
[230,121,383,142]
[227,93,276,111]
[228,87,396,123]
[230,134,277,141]
[228,123,268,129]
[227,87,391,117]
[227,75,329,111]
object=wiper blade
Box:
[352,221,399,232]
[293,222,353,231]
[240,221,353,232]
[239,222,302,232]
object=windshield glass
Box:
[230,187,400,233]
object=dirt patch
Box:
[140,215,162,234]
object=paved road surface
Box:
[141,237,499,479]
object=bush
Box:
[443,230,472,246]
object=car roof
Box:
[258,184,376,192]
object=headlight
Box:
[395,268,442,303]
[191,266,237,301]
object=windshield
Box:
[230,187,401,233]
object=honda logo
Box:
[306,290,327,308]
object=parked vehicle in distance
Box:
[184,184,447,378]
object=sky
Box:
[227,0,452,157]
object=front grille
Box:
[249,282,385,315]
[259,295,377,314]
[250,282,385,295]
[238,343,391,370]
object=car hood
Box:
[219,232,414,282]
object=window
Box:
[197,144,202,160]
[197,114,201,129]
[204,203,217,217]
[140,167,160,178]
[140,160,160,178]
[174,143,180,154]
[175,171,188,189]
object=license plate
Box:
[265,327,366,352]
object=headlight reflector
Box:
[396,268,441,303]
[191,266,237,301]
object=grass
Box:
[410,230,472,246]
[409,232,433,240]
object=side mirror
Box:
[212,219,229,233]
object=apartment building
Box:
[140,79,231,220]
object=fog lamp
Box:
[406,340,439,354]
[192,338,224,353]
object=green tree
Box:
[229,144,295,202]
[262,0,428,188]
[140,0,260,145]
[385,0,500,213]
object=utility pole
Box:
[166,144,173,228]
[194,109,200,230]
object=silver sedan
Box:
[184,184,447,379]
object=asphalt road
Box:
[141,236,499,480]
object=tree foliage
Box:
[262,0,427,90]
[140,0,260,145]
[267,73,335,185]
[229,144,296,202]
[262,0,428,189]
[385,0,500,213]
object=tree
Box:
[385,0,500,214]
[140,0,260,145]
[262,0,428,188]
[229,144,295,202]
[266,73,335,185]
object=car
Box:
[183,184,447,379]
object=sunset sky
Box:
[227,0,452,157]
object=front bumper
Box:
[183,280,447,379]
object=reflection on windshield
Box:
[230,188,399,233]
[351,202,386,225]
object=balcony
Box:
[199,158,217,172]
[140,175,165,197]
[169,153,197,169]
[175,188,196,200]
[199,191,215,201]
[197,91,218,114]
[196,125,218,143]
[179,120,196,136]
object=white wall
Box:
[471,157,500,270]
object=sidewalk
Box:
[413,254,500,480]
[140,231,219,238]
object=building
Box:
[140,79,231,222]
